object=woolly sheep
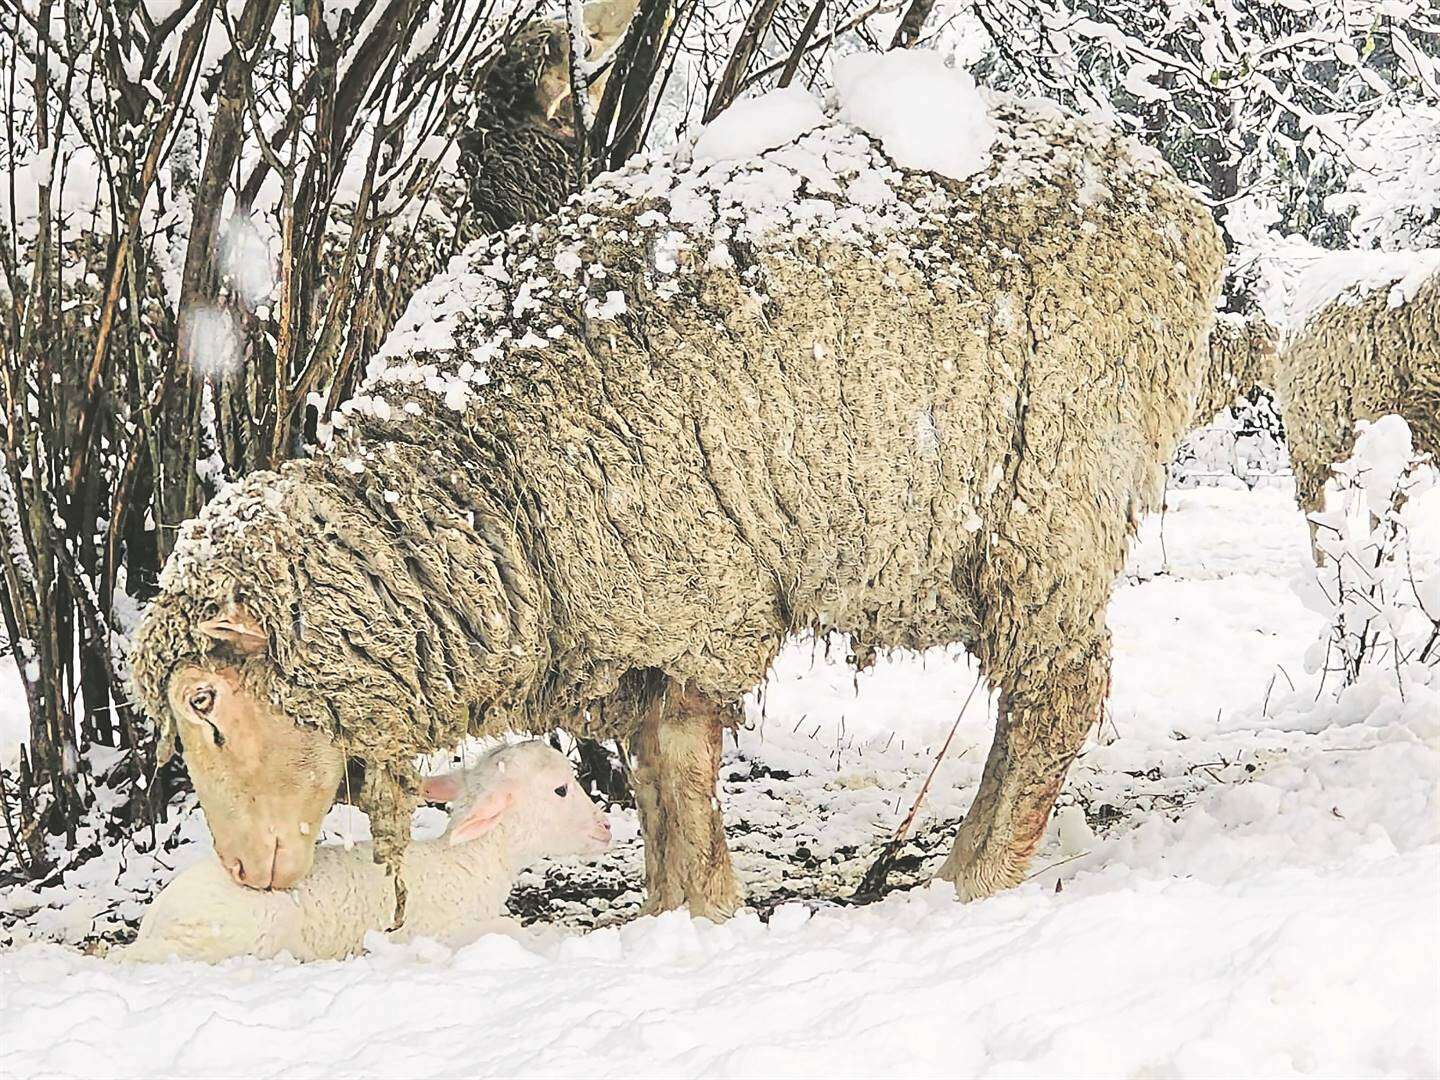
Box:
[1276,267,1439,527]
[121,742,610,963]
[1191,312,1278,427]
[132,90,1224,920]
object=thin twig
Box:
[852,673,982,901]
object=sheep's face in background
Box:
[531,0,641,134]
[423,742,612,858]
[168,663,345,890]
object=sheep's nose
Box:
[224,840,280,889]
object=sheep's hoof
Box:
[642,899,739,923]
[637,870,743,923]
[934,824,1029,902]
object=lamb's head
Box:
[166,641,344,891]
[421,742,612,859]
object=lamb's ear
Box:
[418,772,465,804]
[448,789,514,845]
[198,603,267,656]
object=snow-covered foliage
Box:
[1324,100,1440,251]
[1172,390,1289,491]
[964,0,1438,248]
[1299,416,1440,690]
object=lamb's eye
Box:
[554,784,568,798]
[190,687,215,715]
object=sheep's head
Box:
[494,0,641,137]
[422,742,611,859]
[166,607,345,891]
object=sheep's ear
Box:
[448,789,514,845]
[155,718,178,765]
[418,772,465,804]
[198,603,267,656]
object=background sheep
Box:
[121,742,610,963]
[1191,312,1278,428]
[131,92,1224,920]
[459,0,639,238]
[1275,268,1439,525]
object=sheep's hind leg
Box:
[936,634,1108,900]
[629,681,741,921]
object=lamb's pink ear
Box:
[418,773,465,803]
[448,789,514,845]
[198,603,267,656]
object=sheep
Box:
[130,86,1225,920]
[459,0,640,238]
[121,741,611,963]
[348,0,637,363]
[1274,265,1439,526]
[1191,311,1278,428]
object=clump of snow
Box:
[180,305,243,379]
[832,50,997,182]
[219,214,276,310]
[691,85,826,164]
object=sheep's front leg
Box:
[629,681,741,921]
[937,635,1108,900]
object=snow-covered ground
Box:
[2,483,1438,1078]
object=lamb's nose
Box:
[226,857,247,885]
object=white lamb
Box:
[121,741,611,963]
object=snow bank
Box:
[691,86,826,163]
[4,848,1435,1078]
[832,51,997,182]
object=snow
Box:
[181,305,244,379]
[1248,239,1440,338]
[691,86,827,164]
[832,51,997,182]
[219,213,276,310]
[3,483,1437,1078]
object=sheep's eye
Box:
[189,687,216,715]
[554,784,568,798]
